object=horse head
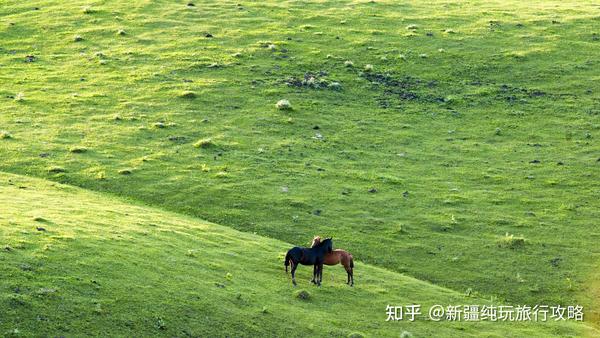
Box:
[322,237,333,253]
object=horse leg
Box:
[290,261,298,286]
[349,257,354,286]
[311,264,316,284]
[343,263,351,285]
[317,263,323,286]
[319,263,323,282]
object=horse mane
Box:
[311,236,321,248]
[311,236,331,248]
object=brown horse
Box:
[311,236,354,286]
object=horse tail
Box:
[350,256,354,269]
[285,251,291,273]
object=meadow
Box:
[1,0,599,336]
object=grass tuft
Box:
[194,138,214,148]
[348,332,365,338]
[497,233,526,249]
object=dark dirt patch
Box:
[361,72,446,107]
[284,71,340,90]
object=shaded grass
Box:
[2,172,594,336]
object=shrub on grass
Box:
[179,90,196,99]
[194,138,214,148]
[400,331,413,338]
[329,82,342,91]
[276,99,292,110]
[118,169,132,175]
[294,289,311,300]
[82,6,95,14]
[155,317,166,330]
[69,146,88,153]
[47,166,66,173]
[0,131,13,139]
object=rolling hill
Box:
[0,172,596,337]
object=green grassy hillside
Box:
[0,172,595,337]
[1,0,599,335]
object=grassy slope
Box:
[0,172,595,337]
[0,0,599,327]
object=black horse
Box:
[284,237,333,286]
